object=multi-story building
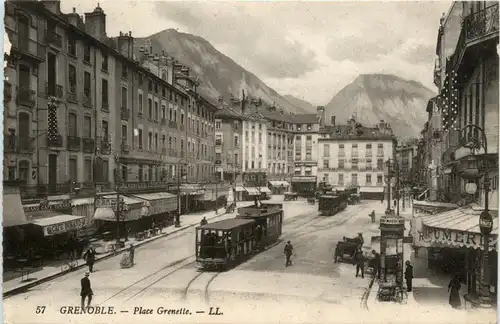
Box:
[395,138,418,185]
[241,99,268,173]
[317,116,395,199]
[4,1,218,199]
[214,97,244,182]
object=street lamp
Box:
[458,124,494,305]
[175,159,188,227]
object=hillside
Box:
[134,29,309,113]
[324,74,436,138]
[283,95,317,114]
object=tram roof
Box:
[197,218,255,231]
[237,205,282,218]
[319,195,341,199]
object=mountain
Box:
[134,29,309,114]
[283,95,317,114]
[324,74,436,138]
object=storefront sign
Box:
[380,217,405,225]
[23,199,72,213]
[418,225,497,250]
[292,176,317,183]
[44,217,86,236]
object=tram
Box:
[195,203,283,270]
[318,194,348,216]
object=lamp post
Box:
[176,159,187,227]
[459,124,493,305]
[384,159,392,215]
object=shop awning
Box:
[259,187,271,193]
[132,192,177,216]
[3,187,28,227]
[269,181,290,187]
[235,186,246,192]
[244,187,260,195]
[93,207,116,221]
[94,195,144,222]
[414,206,498,251]
[31,214,86,237]
[360,187,384,193]
[72,197,94,206]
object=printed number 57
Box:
[36,306,46,314]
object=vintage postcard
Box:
[2,0,498,323]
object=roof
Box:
[242,100,319,124]
[320,195,341,199]
[318,124,394,141]
[214,105,244,120]
[31,214,85,227]
[237,205,282,218]
[198,218,254,230]
[422,207,498,235]
[3,187,28,227]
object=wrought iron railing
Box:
[67,136,81,151]
[121,108,130,120]
[16,86,36,107]
[47,135,63,147]
[83,138,95,153]
[464,4,499,42]
[45,31,62,48]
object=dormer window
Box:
[297,125,302,131]
[307,124,312,130]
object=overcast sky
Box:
[61,0,452,105]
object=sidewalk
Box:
[3,203,250,297]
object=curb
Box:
[3,208,230,298]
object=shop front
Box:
[178,184,205,213]
[93,195,143,239]
[291,176,317,196]
[412,205,498,306]
[3,185,29,259]
[199,182,230,210]
[72,197,98,239]
[360,186,384,200]
[268,181,290,195]
[132,192,177,228]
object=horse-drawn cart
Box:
[334,241,358,263]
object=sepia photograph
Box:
[2,0,498,323]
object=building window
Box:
[83,116,92,138]
[377,174,383,184]
[69,157,78,182]
[68,112,78,137]
[154,133,158,151]
[339,144,345,157]
[338,159,345,169]
[366,158,372,170]
[148,132,153,150]
[377,158,384,170]
[352,173,358,185]
[154,102,159,121]
[121,124,128,144]
[101,79,108,106]
[215,120,221,129]
[121,87,127,109]
[338,174,344,185]
[352,144,358,157]
[84,72,91,98]
[101,52,108,71]
[122,64,128,79]
[162,105,166,119]
[323,144,330,157]
[138,94,143,115]
[68,37,77,56]
[377,143,384,156]
[323,160,329,169]
[19,160,29,182]
[352,158,358,170]
[138,129,143,149]
[83,44,91,63]
[366,174,372,184]
[234,136,239,146]
[84,158,92,182]
[148,99,153,118]
[68,64,77,94]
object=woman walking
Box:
[448,274,462,309]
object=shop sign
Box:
[44,217,86,236]
[418,225,497,250]
[24,198,72,213]
[292,176,317,183]
[380,217,405,225]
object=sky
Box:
[60,0,453,105]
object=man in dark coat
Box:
[284,241,293,267]
[405,261,414,292]
[354,249,365,278]
[83,247,96,273]
[371,250,381,279]
[80,272,93,308]
[200,217,208,226]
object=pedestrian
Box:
[284,241,293,267]
[80,272,93,309]
[370,210,376,223]
[354,249,365,278]
[83,246,96,273]
[200,217,208,226]
[405,260,413,292]
[128,243,135,266]
[356,233,364,249]
[448,273,462,309]
[371,250,381,279]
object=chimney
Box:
[331,115,336,126]
[67,8,85,29]
[41,0,61,15]
[84,4,107,41]
[117,31,134,59]
[316,106,325,126]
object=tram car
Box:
[318,195,348,216]
[195,203,283,270]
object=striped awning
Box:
[413,206,498,251]
[244,187,260,195]
[259,187,271,193]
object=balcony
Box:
[10,36,44,62]
[161,118,167,125]
[47,134,63,148]
[46,31,63,48]
[121,143,130,153]
[45,82,63,98]
[168,120,176,128]
[67,90,78,103]
[83,91,92,107]
[99,140,111,155]
[4,82,12,102]
[83,138,95,153]
[67,136,81,151]
[215,139,222,145]
[16,86,36,108]
[4,135,33,153]
[121,108,130,121]
[464,4,499,44]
